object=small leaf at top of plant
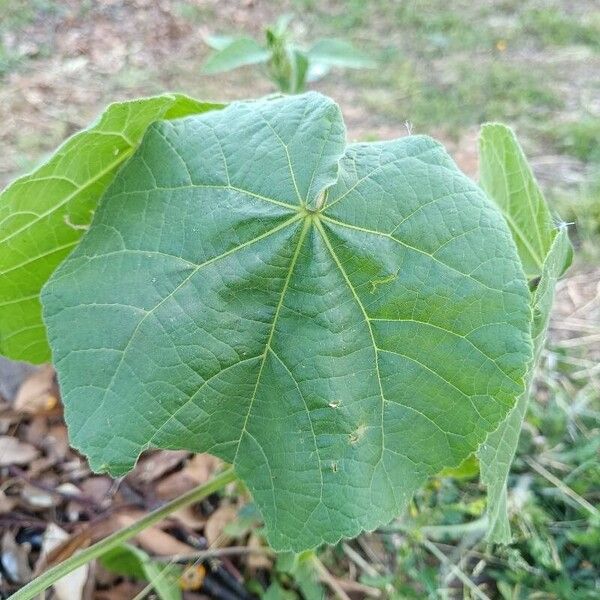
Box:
[202,37,270,74]
[308,39,375,69]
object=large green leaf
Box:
[0,94,223,363]
[42,93,532,551]
[477,123,572,543]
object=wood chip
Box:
[204,504,238,547]
[40,524,89,600]
[13,364,59,414]
[0,435,39,466]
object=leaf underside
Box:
[478,124,572,543]
[42,93,532,551]
[0,94,222,363]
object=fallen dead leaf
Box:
[40,523,89,600]
[13,364,59,414]
[156,454,220,501]
[44,517,118,566]
[45,423,70,461]
[117,511,196,556]
[20,483,58,510]
[0,435,39,466]
[204,504,238,547]
[127,449,189,487]
[0,489,18,513]
[93,580,146,600]
[1,530,32,584]
[246,533,272,571]
[23,414,48,445]
[172,504,208,530]
[80,475,114,500]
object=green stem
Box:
[10,467,237,600]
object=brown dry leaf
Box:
[94,581,146,600]
[20,483,58,510]
[156,454,220,501]
[246,533,272,571]
[44,516,120,566]
[1,530,32,584]
[0,357,37,402]
[23,415,48,445]
[80,475,113,500]
[13,364,59,414]
[172,504,208,530]
[127,449,189,487]
[0,435,39,466]
[117,511,196,556]
[45,423,70,461]
[26,455,59,478]
[0,490,17,513]
[204,504,238,547]
[40,523,89,600]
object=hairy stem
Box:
[10,467,236,600]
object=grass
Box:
[374,353,600,598]
[289,1,599,145]
[547,118,600,164]
[522,8,600,49]
[359,58,562,137]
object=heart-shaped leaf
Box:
[42,93,532,551]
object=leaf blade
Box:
[42,93,532,551]
[307,39,375,69]
[0,94,223,363]
[202,37,270,74]
[479,123,556,279]
[477,124,572,543]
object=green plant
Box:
[1,92,570,598]
[202,15,374,93]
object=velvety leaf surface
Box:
[42,93,532,551]
[478,124,572,543]
[0,94,222,363]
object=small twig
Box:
[10,468,236,600]
[421,516,489,541]
[342,542,379,578]
[156,545,273,563]
[312,556,352,600]
[525,457,600,517]
[8,465,103,510]
[420,538,491,600]
[335,578,382,598]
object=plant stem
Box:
[420,538,491,600]
[10,467,236,600]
